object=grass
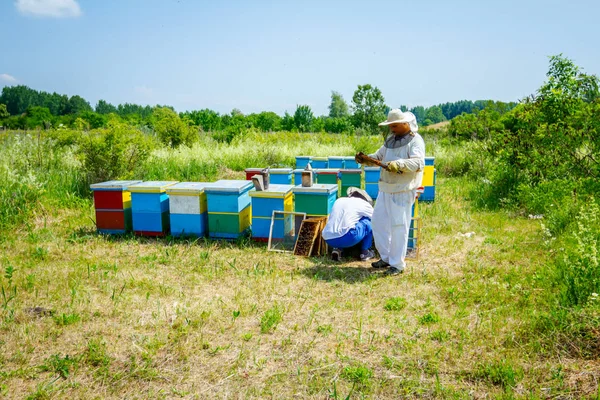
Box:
[0,130,598,398]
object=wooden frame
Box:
[267,211,307,253]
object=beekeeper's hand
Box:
[387,160,403,173]
[355,152,375,166]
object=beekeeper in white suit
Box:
[355,109,425,275]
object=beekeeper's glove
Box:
[387,160,403,173]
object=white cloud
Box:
[0,74,19,85]
[15,0,82,18]
[134,85,154,97]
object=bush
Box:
[152,107,197,148]
[78,122,156,184]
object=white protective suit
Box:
[369,116,425,270]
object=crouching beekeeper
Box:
[322,187,375,262]
[356,109,425,276]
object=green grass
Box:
[0,129,598,398]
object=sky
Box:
[1,0,599,116]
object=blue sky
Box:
[1,0,599,116]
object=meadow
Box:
[0,129,598,399]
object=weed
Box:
[53,313,80,326]
[384,297,407,311]
[341,363,373,389]
[39,354,78,379]
[260,305,283,333]
[419,313,440,325]
[473,359,523,390]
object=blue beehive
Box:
[342,157,359,169]
[269,168,293,185]
[293,169,304,185]
[295,156,312,168]
[205,180,254,239]
[249,184,294,241]
[129,181,178,236]
[364,167,381,199]
[311,157,328,169]
[166,182,211,237]
[328,156,345,169]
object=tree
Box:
[255,111,281,132]
[424,106,446,125]
[410,106,426,124]
[281,112,295,131]
[324,117,352,134]
[25,106,53,129]
[328,91,349,118]
[351,84,387,133]
[0,104,8,120]
[67,95,92,114]
[152,107,196,147]
[96,100,118,114]
[293,105,314,132]
[182,109,222,131]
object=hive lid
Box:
[342,156,356,160]
[311,156,328,161]
[244,168,263,173]
[269,168,293,174]
[425,156,435,160]
[364,166,381,171]
[203,180,254,194]
[292,184,338,194]
[90,180,142,190]
[328,156,344,160]
[165,182,212,195]
[128,181,179,193]
[296,155,312,159]
[249,184,294,198]
[315,168,339,174]
[340,169,362,174]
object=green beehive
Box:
[292,184,338,216]
[340,169,362,197]
[315,169,339,185]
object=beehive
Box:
[244,168,263,180]
[328,156,345,169]
[421,156,436,201]
[295,156,312,169]
[129,181,178,236]
[293,169,303,185]
[314,169,339,185]
[364,167,381,199]
[292,184,338,217]
[339,169,362,197]
[269,168,293,185]
[310,157,328,169]
[90,180,142,234]
[204,180,254,239]
[342,156,359,169]
[166,182,211,237]
[249,184,294,241]
[408,199,419,250]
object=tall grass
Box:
[0,132,86,231]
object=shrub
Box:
[78,122,155,184]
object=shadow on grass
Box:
[300,262,382,284]
[67,226,267,249]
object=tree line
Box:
[0,83,516,134]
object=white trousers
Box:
[372,191,415,270]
